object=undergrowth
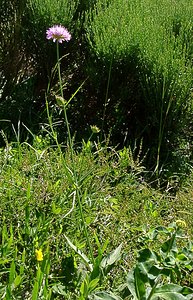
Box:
[0,136,193,298]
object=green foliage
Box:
[0,136,192,298]
[0,0,35,131]
[24,0,77,58]
[93,223,193,299]
[123,223,193,299]
[85,0,193,171]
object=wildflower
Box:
[46,25,71,43]
[35,249,43,262]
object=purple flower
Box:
[46,25,71,43]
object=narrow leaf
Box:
[134,265,146,299]
[32,281,39,300]
[88,278,100,293]
[9,261,15,285]
[14,275,21,287]
[64,234,92,271]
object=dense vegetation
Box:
[0,0,193,298]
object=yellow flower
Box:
[176,219,187,228]
[35,249,43,262]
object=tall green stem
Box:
[101,56,113,138]
[56,42,94,264]
[56,42,73,155]
[155,76,166,176]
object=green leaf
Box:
[151,292,187,300]
[32,281,39,300]
[151,284,193,300]
[176,253,188,261]
[88,278,100,293]
[14,275,21,287]
[52,284,67,296]
[52,203,61,214]
[126,266,147,299]
[126,269,137,298]
[5,286,11,300]
[138,249,158,263]
[63,234,93,271]
[80,278,88,297]
[9,261,15,285]
[134,265,146,299]
[90,291,122,299]
[91,239,109,281]
[100,244,122,271]
[161,236,177,253]
[148,265,171,281]
[91,258,102,281]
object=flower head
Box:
[176,219,187,228]
[35,249,43,262]
[46,25,71,43]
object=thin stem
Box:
[45,96,62,155]
[56,42,73,156]
[147,275,161,300]
[101,56,113,138]
[155,76,166,175]
[56,41,94,264]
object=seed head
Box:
[90,125,100,134]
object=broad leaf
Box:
[126,268,137,298]
[126,266,147,299]
[100,244,122,271]
[148,265,171,281]
[134,265,147,299]
[161,236,177,254]
[90,291,122,300]
[138,249,158,264]
[151,284,193,300]
[88,278,100,293]
[52,284,67,296]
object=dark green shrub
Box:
[85,0,193,172]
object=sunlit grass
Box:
[0,138,192,298]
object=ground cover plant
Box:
[0,0,193,299]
